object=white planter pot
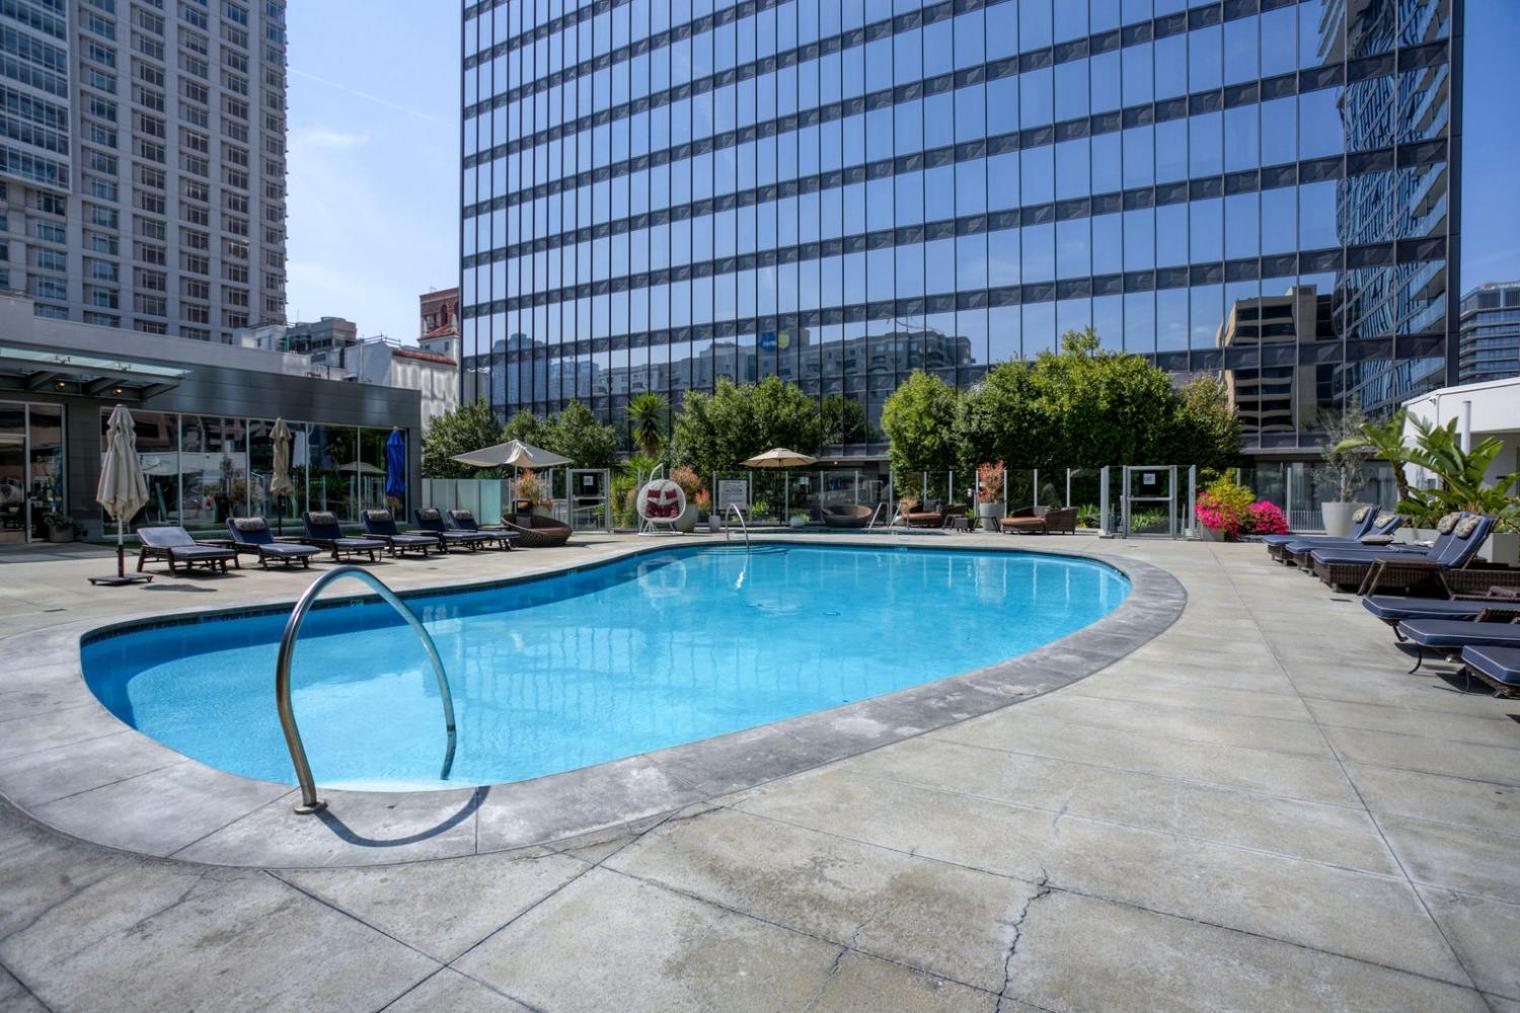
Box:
[789,515,806,528]
[1198,525,1225,542]
[977,502,1004,531]
[674,504,698,533]
[707,515,723,534]
[1481,531,1520,567]
[1320,501,1359,537]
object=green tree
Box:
[544,399,616,470]
[420,399,506,478]
[670,376,822,478]
[501,408,546,447]
[881,370,959,476]
[626,391,670,457]
[820,393,868,446]
[1164,374,1242,473]
[952,328,1240,471]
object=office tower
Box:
[460,0,1460,458]
[1457,282,1520,385]
[0,0,288,340]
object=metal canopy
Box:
[0,345,188,401]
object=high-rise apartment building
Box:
[1456,282,1520,385]
[460,0,1460,460]
[0,0,288,341]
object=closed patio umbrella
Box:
[384,427,406,508]
[269,418,294,535]
[90,404,152,586]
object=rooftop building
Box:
[1457,282,1520,385]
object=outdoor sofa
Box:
[446,509,518,549]
[361,509,439,557]
[136,526,238,574]
[225,517,320,569]
[902,502,967,528]
[301,512,388,562]
[1001,505,1078,535]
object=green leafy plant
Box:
[881,371,958,477]
[1076,503,1100,528]
[1397,417,1520,532]
[42,511,72,529]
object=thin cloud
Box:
[289,67,449,126]
[292,126,370,150]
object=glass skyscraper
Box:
[460,0,1459,460]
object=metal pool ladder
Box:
[275,565,457,814]
[724,502,750,548]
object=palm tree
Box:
[627,392,669,458]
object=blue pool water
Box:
[83,544,1128,789]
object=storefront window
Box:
[306,425,357,523]
[27,404,63,541]
[0,404,25,545]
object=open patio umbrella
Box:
[90,404,152,586]
[384,427,406,508]
[740,447,818,469]
[450,439,571,469]
[269,418,294,536]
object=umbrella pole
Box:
[116,518,125,579]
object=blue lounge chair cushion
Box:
[1396,618,1520,649]
[1363,596,1520,622]
[1310,547,1435,566]
[1461,646,1520,689]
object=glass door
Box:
[1122,465,1178,537]
[0,403,27,544]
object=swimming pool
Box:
[83,544,1128,790]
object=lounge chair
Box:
[361,509,438,557]
[1394,613,1520,672]
[1263,504,1377,549]
[136,526,239,574]
[821,504,874,529]
[225,517,320,569]
[1308,514,1493,591]
[1459,645,1520,697]
[502,513,574,548]
[1001,505,1078,535]
[903,501,944,528]
[414,508,495,551]
[1361,593,1520,630]
[301,511,387,562]
[447,509,518,550]
[1266,509,1403,565]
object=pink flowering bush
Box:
[1244,500,1288,535]
[1195,477,1254,538]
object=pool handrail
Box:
[725,502,750,548]
[275,565,457,814]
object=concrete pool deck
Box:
[1,533,1518,1010]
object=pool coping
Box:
[0,535,1184,869]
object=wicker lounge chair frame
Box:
[1001,505,1078,535]
[447,509,518,549]
[301,512,387,562]
[1306,514,1489,589]
[1265,509,1402,564]
[136,526,239,574]
[414,508,495,551]
[225,517,320,569]
[361,509,438,557]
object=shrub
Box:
[1194,475,1255,538]
[976,461,1005,504]
[1244,500,1288,535]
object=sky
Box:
[284,2,1519,346]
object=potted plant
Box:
[1395,417,1520,564]
[669,466,703,534]
[976,461,1005,531]
[1315,406,1375,536]
[42,511,75,543]
[1194,475,1255,541]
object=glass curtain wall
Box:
[99,412,406,530]
[462,0,1458,457]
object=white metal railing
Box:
[725,502,750,547]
